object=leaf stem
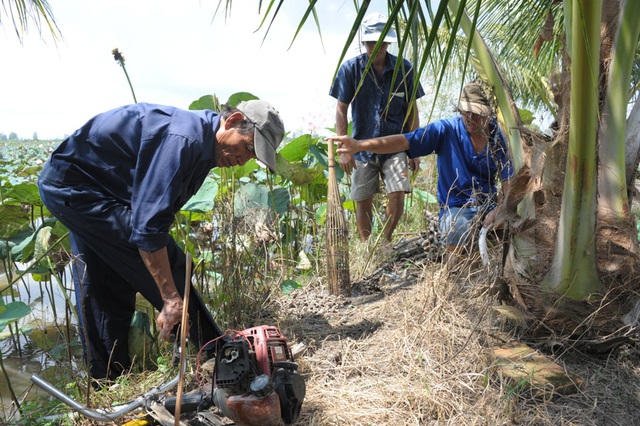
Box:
[112,48,138,103]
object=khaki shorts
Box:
[350,152,411,202]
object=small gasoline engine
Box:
[164,325,305,426]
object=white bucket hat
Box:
[360,13,397,43]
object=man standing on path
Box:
[38,100,285,382]
[329,12,425,244]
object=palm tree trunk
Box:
[597,0,640,250]
[543,0,603,298]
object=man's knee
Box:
[355,197,374,213]
[439,206,479,247]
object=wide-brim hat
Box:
[458,83,492,116]
[360,12,397,43]
[236,100,285,172]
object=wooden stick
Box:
[173,253,192,426]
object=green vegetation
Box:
[257,0,640,341]
[0,92,438,423]
[4,0,640,423]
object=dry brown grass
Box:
[68,238,639,426]
[276,243,640,426]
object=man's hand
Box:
[328,135,358,174]
[409,157,420,172]
[483,208,497,229]
[339,152,356,174]
[328,135,357,156]
[157,294,183,341]
[138,247,187,341]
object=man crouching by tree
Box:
[329,82,512,255]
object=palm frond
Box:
[0,0,60,42]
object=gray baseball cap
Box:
[236,100,285,172]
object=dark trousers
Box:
[38,179,224,380]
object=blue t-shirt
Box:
[404,116,513,208]
[39,103,220,251]
[329,52,425,162]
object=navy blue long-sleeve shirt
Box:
[39,103,220,251]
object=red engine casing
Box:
[214,325,305,425]
[241,325,293,375]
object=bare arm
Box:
[335,100,356,174]
[330,134,410,156]
[139,247,184,341]
[335,100,349,136]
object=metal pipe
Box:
[30,372,180,422]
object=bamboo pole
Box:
[173,253,192,425]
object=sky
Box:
[0,0,389,140]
